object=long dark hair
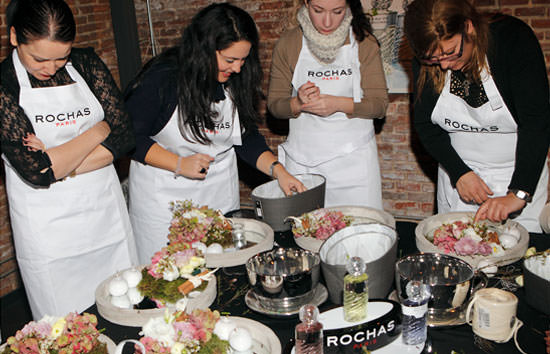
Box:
[404,0,489,94]
[7,0,75,44]
[347,0,373,41]
[128,3,263,145]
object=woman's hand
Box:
[177,153,214,179]
[456,171,493,204]
[297,81,320,105]
[301,94,353,117]
[474,193,526,223]
[273,165,307,196]
[23,133,46,152]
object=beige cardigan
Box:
[267,26,389,119]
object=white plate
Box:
[95,266,217,327]
[415,212,529,268]
[294,206,396,253]
[205,217,274,267]
[245,283,328,318]
[230,317,282,354]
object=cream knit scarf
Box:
[297,5,353,64]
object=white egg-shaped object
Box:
[206,243,223,254]
[110,294,132,309]
[502,226,521,240]
[499,234,519,249]
[126,287,144,305]
[213,317,237,341]
[121,268,142,288]
[191,242,207,255]
[108,276,129,297]
[229,327,253,352]
[476,259,498,277]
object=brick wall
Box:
[0,0,548,296]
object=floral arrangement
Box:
[1,313,106,354]
[138,241,209,306]
[168,200,233,247]
[138,309,229,354]
[428,219,501,256]
[291,209,354,240]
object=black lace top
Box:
[0,47,134,186]
[449,70,489,108]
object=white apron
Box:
[129,94,242,264]
[3,50,137,320]
[279,29,382,209]
[432,68,548,232]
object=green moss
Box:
[137,268,209,304]
[198,334,231,354]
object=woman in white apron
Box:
[404,0,550,232]
[1,0,137,319]
[125,3,306,265]
[267,0,389,208]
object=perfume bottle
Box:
[295,304,323,354]
[401,280,431,345]
[343,256,368,322]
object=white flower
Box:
[179,264,195,275]
[163,263,180,281]
[141,316,176,347]
[463,227,481,242]
[39,315,59,327]
[189,256,205,268]
[170,342,186,354]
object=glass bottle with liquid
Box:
[343,256,369,322]
[401,280,431,345]
[295,304,323,354]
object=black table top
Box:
[86,221,550,354]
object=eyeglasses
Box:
[420,33,464,65]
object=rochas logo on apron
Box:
[199,121,232,135]
[444,118,499,132]
[35,107,91,127]
[308,68,352,80]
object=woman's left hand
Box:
[474,193,526,223]
[23,133,46,152]
[274,168,307,196]
[301,94,339,117]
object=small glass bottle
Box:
[401,280,431,346]
[295,304,323,354]
[231,222,246,249]
[343,256,369,322]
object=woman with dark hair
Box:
[0,0,137,319]
[267,0,388,208]
[126,3,306,264]
[404,0,550,232]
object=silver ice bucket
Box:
[395,253,488,325]
[246,248,320,311]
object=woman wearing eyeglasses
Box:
[404,0,550,232]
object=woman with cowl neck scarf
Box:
[268,0,389,209]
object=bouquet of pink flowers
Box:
[138,309,229,354]
[168,200,233,247]
[430,220,500,256]
[292,209,354,240]
[1,313,106,354]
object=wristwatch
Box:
[508,189,532,203]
